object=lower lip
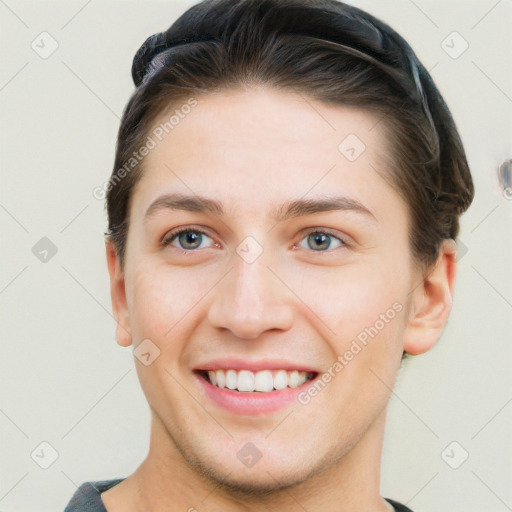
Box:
[195,373,316,416]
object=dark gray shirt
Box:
[63,479,415,511]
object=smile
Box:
[198,369,317,393]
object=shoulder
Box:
[63,479,125,512]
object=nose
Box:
[207,249,295,340]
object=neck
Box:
[103,408,392,512]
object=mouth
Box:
[195,368,318,393]
[193,364,319,415]
[193,359,321,415]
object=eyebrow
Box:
[144,193,376,223]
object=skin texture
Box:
[102,86,457,511]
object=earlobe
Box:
[105,239,132,347]
[403,239,458,356]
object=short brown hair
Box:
[106,0,474,269]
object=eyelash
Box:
[161,226,217,253]
[161,226,350,253]
[297,228,350,252]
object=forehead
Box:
[131,86,401,222]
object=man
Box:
[64,0,473,510]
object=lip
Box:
[194,368,318,416]
[194,357,319,373]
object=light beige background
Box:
[0,1,511,511]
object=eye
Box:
[297,230,347,252]
[162,227,215,251]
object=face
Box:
[112,86,430,494]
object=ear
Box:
[403,239,458,355]
[105,238,132,347]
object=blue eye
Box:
[299,231,346,251]
[162,227,347,253]
[163,228,214,251]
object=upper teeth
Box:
[206,369,311,392]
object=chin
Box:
[172,434,334,502]
[192,459,316,500]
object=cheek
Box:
[295,256,410,348]
[126,260,210,343]
[300,265,408,419]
